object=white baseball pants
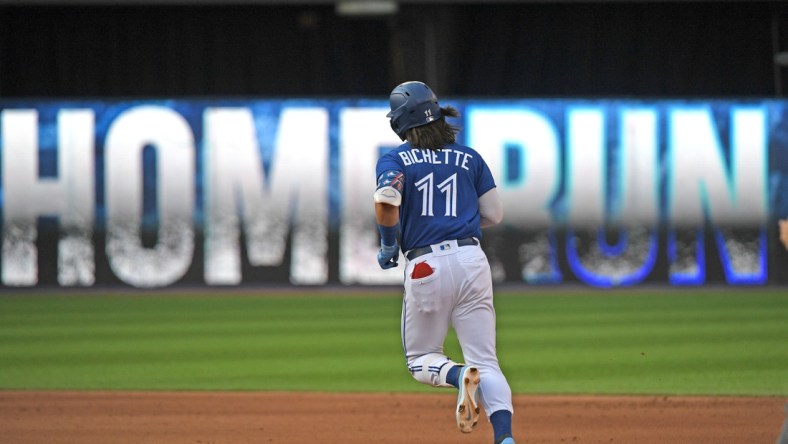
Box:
[401,239,514,417]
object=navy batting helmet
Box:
[386,81,442,140]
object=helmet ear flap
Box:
[390,118,406,141]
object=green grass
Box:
[0,289,785,396]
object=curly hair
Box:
[405,106,461,150]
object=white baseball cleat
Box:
[455,365,481,433]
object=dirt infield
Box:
[0,391,785,443]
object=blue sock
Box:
[490,410,512,443]
[446,365,461,388]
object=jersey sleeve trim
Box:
[375,169,405,206]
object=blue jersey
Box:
[376,142,497,252]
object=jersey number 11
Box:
[414,173,458,217]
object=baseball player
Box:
[374,81,515,444]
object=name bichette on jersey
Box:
[397,148,473,171]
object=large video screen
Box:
[1,99,786,288]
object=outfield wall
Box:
[1,99,787,288]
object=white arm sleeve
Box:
[479,188,503,228]
[374,186,402,206]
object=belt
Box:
[406,237,478,261]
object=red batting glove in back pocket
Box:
[411,261,434,279]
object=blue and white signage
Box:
[0,99,785,287]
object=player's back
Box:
[382,142,495,251]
